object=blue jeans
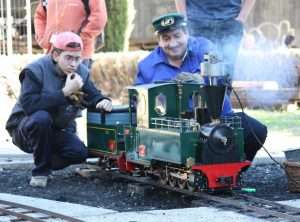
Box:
[189,19,244,79]
[232,112,268,161]
[11,111,88,176]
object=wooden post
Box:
[6,0,13,55]
[26,0,32,55]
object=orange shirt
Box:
[34,0,107,59]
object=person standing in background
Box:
[175,0,256,79]
[34,0,107,68]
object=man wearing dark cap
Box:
[6,31,112,188]
[136,13,209,82]
[135,13,232,115]
[135,12,267,165]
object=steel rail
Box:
[0,199,84,222]
[110,172,300,222]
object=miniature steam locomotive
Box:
[86,55,250,192]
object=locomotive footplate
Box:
[192,161,251,190]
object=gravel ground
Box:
[1,162,300,212]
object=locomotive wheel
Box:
[159,171,168,185]
[168,176,177,187]
[187,181,196,192]
[236,173,243,188]
[198,175,208,191]
[178,179,187,189]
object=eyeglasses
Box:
[63,55,81,63]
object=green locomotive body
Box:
[87,82,250,191]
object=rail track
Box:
[81,165,300,222]
[113,172,300,222]
[0,199,83,222]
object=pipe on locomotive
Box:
[200,53,229,122]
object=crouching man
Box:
[5,32,112,188]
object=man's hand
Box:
[235,16,245,24]
[96,99,112,112]
[62,73,83,97]
[236,0,256,24]
[69,91,86,103]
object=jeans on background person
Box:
[230,112,268,161]
[189,19,244,79]
[82,59,93,70]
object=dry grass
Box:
[91,51,149,102]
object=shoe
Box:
[29,176,48,188]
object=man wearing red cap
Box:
[6,32,112,188]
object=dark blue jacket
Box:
[6,55,107,132]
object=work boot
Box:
[29,176,48,188]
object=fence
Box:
[131,0,300,49]
[0,0,32,55]
[2,0,300,55]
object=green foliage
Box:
[102,0,128,52]
[245,109,300,135]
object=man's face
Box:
[53,50,82,75]
[158,28,188,61]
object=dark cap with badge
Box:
[152,12,187,33]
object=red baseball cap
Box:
[51,32,83,52]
